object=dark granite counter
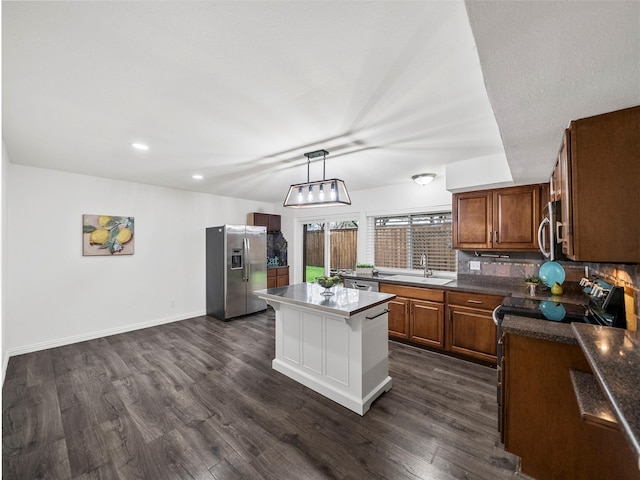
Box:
[342,272,517,296]
[501,314,578,344]
[343,272,587,302]
[572,323,640,470]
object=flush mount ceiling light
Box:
[192,174,204,180]
[412,173,436,186]
[283,149,351,208]
[131,142,149,151]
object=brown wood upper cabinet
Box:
[550,106,640,263]
[452,184,546,251]
[248,212,281,233]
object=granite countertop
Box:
[572,323,640,469]
[254,283,395,318]
[343,272,518,296]
[501,314,579,345]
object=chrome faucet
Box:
[420,253,433,277]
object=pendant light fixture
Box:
[283,149,351,208]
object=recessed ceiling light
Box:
[192,174,204,180]
[131,143,149,151]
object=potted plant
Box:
[316,275,340,296]
[356,263,374,276]
[525,275,540,296]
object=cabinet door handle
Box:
[495,231,499,243]
[467,300,483,304]
[366,309,390,320]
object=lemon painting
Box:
[83,215,134,256]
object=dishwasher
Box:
[343,278,379,292]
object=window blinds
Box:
[373,212,456,272]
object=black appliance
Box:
[494,276,627,350]
[579,277,627,330]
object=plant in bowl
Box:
[524,275,540,296]
[316,275,340,295]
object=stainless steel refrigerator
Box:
[206,225,267,321]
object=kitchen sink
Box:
[385,275,453,286]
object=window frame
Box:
[368,211,457,276]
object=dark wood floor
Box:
[3,309,523,479]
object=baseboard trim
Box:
[5,310,206,360]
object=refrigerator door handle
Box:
[243,236,250,282]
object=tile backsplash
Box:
[457,251,639,328]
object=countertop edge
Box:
[502,315,578,345]
[255,284,395,318]
[572,323,640,469]
[343,274,517,297]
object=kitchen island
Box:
[255,283,396,415]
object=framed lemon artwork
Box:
[82,214,135,256]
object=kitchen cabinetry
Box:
[550,154,563,201]
[248,212,281,233]
[502,332,639,480]
[550,106,640,263]
[267,266,289,289]
[379,284,444,349]
[446,291,502,364]
[452,184,545,251]
[386,296,409,339]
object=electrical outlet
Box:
[469,261,481,271]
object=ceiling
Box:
[3,1,639,204]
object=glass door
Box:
[302,220,358,282]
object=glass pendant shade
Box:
[283,178,351,208]
[283,149,351,208]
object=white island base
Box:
[258,284,394,416]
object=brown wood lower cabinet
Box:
[380,284,502,364]
[410,299,444,349]
[503,333,639,480]
[387,296,410,339]
[380,284,445,348]
[446,291,502,364]
[267,267,289,289]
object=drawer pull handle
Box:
[467,300,483,304]
[366,309,390,320]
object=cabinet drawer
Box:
[380,283,444,302]
[447,291,503,310]
[267,269,276,278]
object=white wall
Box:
[5,164,273,357]
[275,175,453,284]
[3,164,452,366]
[445,154,514,192]
[2,146,8,380]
